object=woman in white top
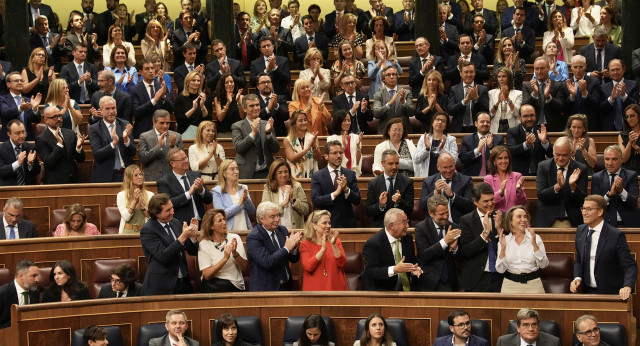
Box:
[280,0,303,41]
[489,67,522,133]
[542,10,574,63]
[570,0,600,36]
[103,24,136,67]
[299,48,331,101]
[198,208,248,292]
[414,111,458,177]
[261,159,310,230]
[373,118,416,177]
[327,110,363,176]
[211,159,256,231]
[189,121,225,181]
[364,16,397,61]
[496,205,549,293]
[284,110,322,179]
[141,19,172,71]
[116,165,154,234]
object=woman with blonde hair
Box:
[261,159,310,229]
[331,13,364,59]
[147,52,173,99]
[22,47,55,98]
[415,70,447,132]
[189,120,225,180]
[117,164,154,234]
[367,40,401,99]
[174,71,210,134]
[330,40,366,94]
[44,79,82,134]
[141,19,172,71]
[284,110,322,179]
[489,66,522,132]
[289,79,331,136]
[105,44,138,92]
[542,10,574,63]
[299,48,331,101]
[300,210,348,291]
[493,37,526,89]
[212,159,256,231]
[103,24,136,66]
[54,203,100,236]
[565,114,596,175]
[250,0,269,33]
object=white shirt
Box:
[184,61,195,71]
[142,80,156,104]
[495,231,549,274]
[9,92,22,110]
[3,217,19,239]
[14,279,27,305]
[520,338,537,346]
[576,220,604,288]
[172,171,202,220]
[608,78,629,103]
[198,233,247,290]
[102,119,127,168]
[385,228,401,277]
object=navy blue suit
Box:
[365,174,414,228]
[257,27,294,59]
[408,55,445,97]
[414,218,461,291]
[89,89,133,123]
[171,27,208,68]
[232,28,259,70]
[156,170,213,224]
[88,119,136,183]
[578,43,623,83]
[502,25,536,63]
[256,93,289,137]
[599,79,638,131]
[471,32,495,65]
[463,9,498,36]
[439,23,461,63]
[130,81,174,139]
[331,91,373,134]
[591,168,640,227]
[294,33,329,65]
[311,166,361,228]
[534,158,587,227]
[172,64,189,94]
[35,127,85,184]
[0,140,41,186]
[563,76,602,131]
[420,172,475,222]
[324,11,340,42]
[445,53,490,86]
[501,4,537,31]
[60,61,99,104]
[246,224,300,291]
[506,124,552,176]
[0,93,41,142]
[393,10,415,41]
[433,334,488,346]
[446,83,490,133]
[249,56,291,99]
[205,57,246,91]
[459,133,504,176]
[29,32,64,72]
[0,219,37,239]
[362,228,417,291]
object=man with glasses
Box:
[97,263,142,298]
[0,72,42,142]
[574,315,610,346]
[497,308,560,345]
[250,36,291,99]
[332,73,372,134]
[373,65,414,134]
[570,195,637,300]
[89,70,133,124]
[506,104,552,176]
[408,37,445,97]
[255,73,289,137]
[469,13,495,64]
[433,310,488,345]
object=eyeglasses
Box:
[577,327,600,337]
[453,321,472,328]
[580,207,601,213]
[45,115,63,119]
[171,157,189,162]
[520,322,540,329]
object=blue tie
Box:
[8,226,15,239]
[14,96,24,123]
[575,82,583,112]
[78,64,86,103]
[438,226,449,283]
[389,89,396,110]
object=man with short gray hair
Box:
[421,152,474,222]
[574,315,610,346]
[366,149,414,227]
[1,197,37,239]
[563,56,602,131]
[89,69,133,124]
[578,25,622,82]
[138,109,184,181]
[149,309,199,345]
[496,308,560,346]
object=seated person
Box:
[42,260,91,302]
[2,197,38,239]
[54,203,100,237]
[212,313,253,346]
[150,310,199,346]
[97,263,143,298]
[574,315,611,346]
[293,314,335,346]
[354,313,397,346]
[83,325,109,346]
[496,308,560,346]
[432,310,489,346]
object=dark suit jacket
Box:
[393,10,415,41]
[0,280,40,329]
[446,83,490,133]
[420,172,475,222]
[459,133,504,176]
[88,119,136,182]
[496,331,560,346]
[29,32,64,72]
[97,281,143,298]
[324,11,340,42]
[64,30,100,63]
[232,29,259,70]
[362,228,417,291]
[172,63,189,94]
[28,3,57,30]
[599,79,639,131]
[578,43,623,80]
[134,12,155,44]
[205,57,246,91]
[156,170,213,223]
[231,118,280,179]
[463,9,498,36]
[408,55,445,97]
[331,92,373,134]
[591,168,640,227]
[0,219,37,239]
[358,7,395,38]
[311,166,361,228]
[445,53,490,86]
[246,224,300,291]
[440,23,460,63]
[574,222,638,294]
[0,61,13,95]
[171,27,208,68]
[294,33,329,64]
[415,218,460,291]
[458,209,496,291]
[60,61,99,104]
[140,218,199,295]
[563,76,602,131]
[501,4,538,31]
[506,125,552,176]
[522,79,566,132]
[130,81,174,139]
[0,93,41,142]
[471,32,495,64]
[366,174,414,228]
[257,27,294,58]
[502,25,536,63]
[95,10,117,45]
[249,56,291,98]
[0,141,41,186]
[89,89,133,123]
[433,334,488,346]
[415,93,449,132]
[35,127,85,184]
[256,93,289,137]
[535,158,588,227]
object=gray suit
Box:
[373,87,414,134]
[231,118,279,179]
[138,129,184,181]
[496,332,560,346]
[149,335,199,346]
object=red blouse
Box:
[300,238,348,291]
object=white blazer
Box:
[372,139,417,175]
[488,88,523,133]
[413,134,458,177]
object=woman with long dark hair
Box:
[294,314,335,346]
[353,313,396,346]
[42,260,91,302]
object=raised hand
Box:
[530,78,539,97]
[110,123,120,146]
[76,133,88,149]
[378,191,388,205]
[555,168,565,191]
[158,131,166,147]
[537,124,548,143]
[568,167,581,186]
[265,117,274,134]
[516,176,524,191]
[566,79,577,97]
[27,150,36,164]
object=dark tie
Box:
[575,80,583,112]
[21,291,29,305]
[109,124,122,170]
[78,64,86,103]
[387,177,394,207]
[438,226,449,283]
[583,229,595,287]
[116,291,121,297]
[181,175,190,193]
[421,58,427,67]
[255,128,265,166]
[610,172,617,188]
[557,167,566,216]
[270,231,289,282]
[608,173,618,224]
[308,36,314,42]
[348,95,354,109]
[463,85,473,126]
[15,146,25,186]
[165,223,188,277]
[514,28,521,46]
[487,221,497,272]
[596,49,603,72]
[149,84,156,98]
[538,82,547,125]
[42,35,49,47]
[333,169,340,189]
[85,14,92,32]
[527,130,537,174]
[614,84,623,131]
[185,31,191,37]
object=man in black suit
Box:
[131,59,174,139]
[438,4,461,64]
[535,137,588,228]
[0,259,40,329]
[579,25,622,82]
[358,0,394,38]
[295,15,329,67]
[463,0,498,35]
[362,208,422,291]
[408,37,445,97]
[415,195,462,291]
[439,0,463,32]
[60,44,99,105]
[30,16,65,72]
[590,145,640,228]
[570,195,638,300]
[173,43,205,94]
[140,194,199,296]
[501,7,536,63]
[89,70,133,124]
[64,11,100,64]
[28,0,57,31]
[458,182,504,292]
[523,57,566,132]
[156,148,213,224]
[445,35,490,87]
[311,140,362,228]
[171,10,208,68]
[506,104,552,176]
[324,0,347,41]
[599,59,638,132]
[332,73,372,134]
[250,37,292,99]
[1,198,38,240]
[258,9,294,60]
[0,60,13,95]
[206,40,246,91]
[96,263,143,298]
[0,120,41,186]
[233,12,260,71]
[134,0,156,44]
[0,72,42,142]
[255,74,289,137]
[564,55,602,131]
[35,106,86,184]
[421,152,475,223]
[501,0,536,32]
[94,0,119,45]
[469,13,495,65]
[393,0,415,41]
[366,150,414,228]
[459,112,504,176]
[447,61,490,133]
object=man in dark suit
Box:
[415,195,462,292]
[96,263,143,298]
[0,60,13,95]
[447,61,490,133]
[205,40,245,91]
[0,259,40,329]
[131,59,174,139]
[366,150,414,228]
[0,120,41,186]
[1,198,38,240]
[138,110,184,182]
[250,37,292,99]
[148,310,199,346]
[60,44,99,105]
[35,106,86,184]
[502,7,536,63]
[469,13,495,65]
[358,0,394,38]
[506,104,552,176]
[332,73,373,134]
[393,0,415,41]
[94,0,119,45]
[294,15,329,66]
[564,55,602,131]
[311,140,361,228]
[64,11,100,64]
[140,194,199,296]
[463,0,498,36]
[173,44,205,93]
[89,70,133,124]
[459,112,504,176]
[535,137,588,227]
[246,201,302,291]
[88,96,135,183]
[362,208,421,291]
[496,308,560,346]
[0,73,42,142]
[324,0,347,41]
[408,37,445,97]
[255,74,289,137]
[30,16,64,72]
[445,35,490,87]
[439,0,463,32]
[523,57,566,132]
[501,0,536,32]
[232,95,280,179]
[257,9,294,59]
[134,0,156,44]
[437,4,461,65]
[233,12,260,71]
[579,26,622,82]
[171,10,208,68]
[433,310,489,346]
[599,59,638,132]
[590,145,640,228]
[28,0,57,31]
[156,148,212,224]
[421,153,475,223]
[373,66,414,134]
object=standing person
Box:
[255,73,289,137]
[506,104,552,176]
[459,112,504,176]
[171,10,208,68]
[261,159,310,230]
[60,43,99,105]
[501,7,536,63]
[493,37,527,89]
[446,61,490,133]
[565,114,597,175]
[437,4,461,63]
[366,150,414,228]
[155,2,173,37]
[0,72,42,142]
[372,66,414,134]
[212,73,244,138]
[0,259,40,329]
[249,36,291,99]
[571,0,600,36]
[211,159,256,231]
[131,58,174,139]
[281,0,303,41]
[64,11,100,64]
[104,45,138,92]
[327,110,364,176]
[206,39,245,92]
[469,13,495,64]
[174,71,210,134]
[102,25,136,67]
[283,110,322,179]
[542,10,574,63]
[564,55,602,132]
[295,15,329,67]
[135,0,157,45]
[394,0,415,41]
[189,121,224,180]
[463,0,499,35]
[595,7,620,46]
[445,35,490,86]
[21,47,55,100]
[0,120,41,186]
[542,42,569,82]
[235,11,260,71]
[367,40,401,100]
[409,37,445,98]
[522,57,566,132]
[599,59,638,132]
[138,110,184,181]
[619,105,640,174]
[94,0,119,45]
[332,14,365,60]
[173,44,205,94]
[299,48,331,101]
[330,40,366,95]
[45,79,83,135]
[30,16,64,72]
[331,74,372,135]
[489,67,522,133]
[117,164,154,234]
[288,79,331,136]
[371,119,417,177]
[89,70,133,124]
[484,146,527,212]
[365,16,397,61]
[257,9,294,59]
[414,70,448,133]
[579,25,622,83]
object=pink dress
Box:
[484,172,528,212]
[54,223,100,237]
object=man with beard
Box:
[433,310,489,345]
[64,11,100,64]
[80,0,98,34]
[0,120,41,186]
[233,11,260,71]
[255,74,288,137]
[506,104,552,176]
[257,9,294,59]
[0,259,40,328]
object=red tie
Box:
[242,41,249,67]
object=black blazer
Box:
[522,79,566,132]
[294,33,329,64]
[442,0,463,32]
[362,228,417,291]
[445,53,490,86]
[42,283,91,302]
[471,32,495,64]
[0,219,38,239]
[502,25,536,63]
[414,93,448,132]
[28,3,57,30]
[29,32,64,72]
[578,43,623,81]
[463,9,498,36]
[89,89,133,123]
[257,28,294,59]
[171,27,208,68]
[205,57,246,91]
[459,133,504,176]
[414,218,460,291]
[408,55,445,97]
[0,141,41,186]
[310,166,361,228]
[599,79,639,131]
[256,93,289,137]
[446,83,490,133]
[574,222,638,294]
[156,170,213,223]
[130,80,174,139]
[97,281,143,298]
[249,56,291,98]
[506,124,552,176]
[331,92,373,134]
[534,158,588,227]
[563,76,602,131]
[172,63,189,94]
[232,29,259,70]
[420,172,475,222]
[365,174,414,228]
[591,167,640,227]
[35,127,85,184]
[393,10,415,41]
[458,209,496,291]
[0,93,41,142]
[440,23,460,63]
[0,280,40,328]
[88,118,136,182]
[324,11,339,42]
[60,61,99,104]
[500,4,538,31]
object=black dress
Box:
[209,97,242,134]
[620,132,640,173]
[24,68,50,99]
[42,283,91,302]
[415,93,448,132]
[174,92,212,134]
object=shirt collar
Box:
[143,80,154,89]
[9,92,21,99]
[14,279,26,296]
[591,219,604,233]
[384,228,399,244]
[172,171,185,180]
[383,172,396,181]
[102,119,116,129]
[386,86,397,93]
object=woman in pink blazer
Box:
[484,146,527,212]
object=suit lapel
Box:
[594,224,609,267]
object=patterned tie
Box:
[14,96,24,123]
[42,35,49,47]
[333,169,340,189]
[109,124,122,170]
[348,95,354,109]
[8,225,15,240]
[308,36,314,42]
[149,84,156,98]
[463,85,473,126]
[15,146,25,186]
[394,240,411,291]
[421,58,427,67]
[438,226,449,283]
[188,65,194,72]
[479,135,487,176]
[78,64,86,103]
[583,229,595,287]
